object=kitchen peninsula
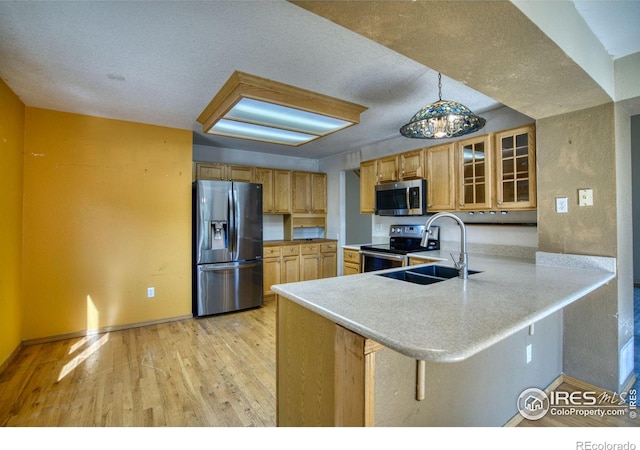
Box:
[272,251,616,426]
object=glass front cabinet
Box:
[494,125,536,210]
[457,134,492,211]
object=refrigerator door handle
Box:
[227,188,236,257]
[232,187,240,258]
[199,261,261,271]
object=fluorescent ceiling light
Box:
[197,71,367,147]
[211,119,318,146]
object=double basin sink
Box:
[377,264,480,286]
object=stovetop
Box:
[360,224,440,255]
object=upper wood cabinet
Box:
[494,124,536,210]
[274,170,293,213]
[255,168,274,213]
[375,155,399,183]
[359,159,376,214]
[359,149,425,214]
[292,171,327,214]
[255,168,292,214]
[194,162,254,182]
[425,143,456,211]
[311,173,327,213]
[399,149,425,180]
[196,163,328,217]
[457,134,492,211]
[428,129,536,212]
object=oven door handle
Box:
[360,250,407,262]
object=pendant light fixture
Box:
[400,73,486,139]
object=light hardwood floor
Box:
[0,299,276,426]
[0,297,637,427]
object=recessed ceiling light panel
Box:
[226,98,351,135]
[210,118,319,146]
[197,71,367,147]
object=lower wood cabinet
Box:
[281,244,300,284]
[263,246,282,298]
[263,241,337,297]
[300,243,321,281]
[321,243,337,278]
[407,256,441,266]
[343,248,361,275]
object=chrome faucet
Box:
[421,212,468,279]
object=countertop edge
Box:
[272,252,617,363]
[273,274,615,363]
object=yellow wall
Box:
[0,79,25,365]
[22,108,192,340]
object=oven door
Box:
[360,250,407,273]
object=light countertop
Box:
[272,251,615,363]
[342,243,365,251]
[265,238,337,246]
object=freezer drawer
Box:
[194,260,263,316]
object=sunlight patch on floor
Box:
[58,333,109,381]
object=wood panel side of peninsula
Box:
[276,295,381,426]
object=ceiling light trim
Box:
[197,71,367,146]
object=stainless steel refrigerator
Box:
[193,180,263,317]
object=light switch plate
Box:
[555,197,568,213]
[578,188,593,206]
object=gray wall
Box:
[633,115,640,284]
[374,311,562,426]
[345,169,371,245]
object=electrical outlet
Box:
[526,344,532,364]
[555,197,568,213]
[147,287,155,298]
[578,188,593,206]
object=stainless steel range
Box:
[360,224,440,272]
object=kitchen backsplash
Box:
[292,227,325,240]
[263,215,325,241]
[263,215,284,240]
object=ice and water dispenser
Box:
[209,220,227,250]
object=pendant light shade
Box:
[400,73,486,139]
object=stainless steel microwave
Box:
[375,179,427,216]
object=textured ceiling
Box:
[0,1,637,160]
[292,1,618,121]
